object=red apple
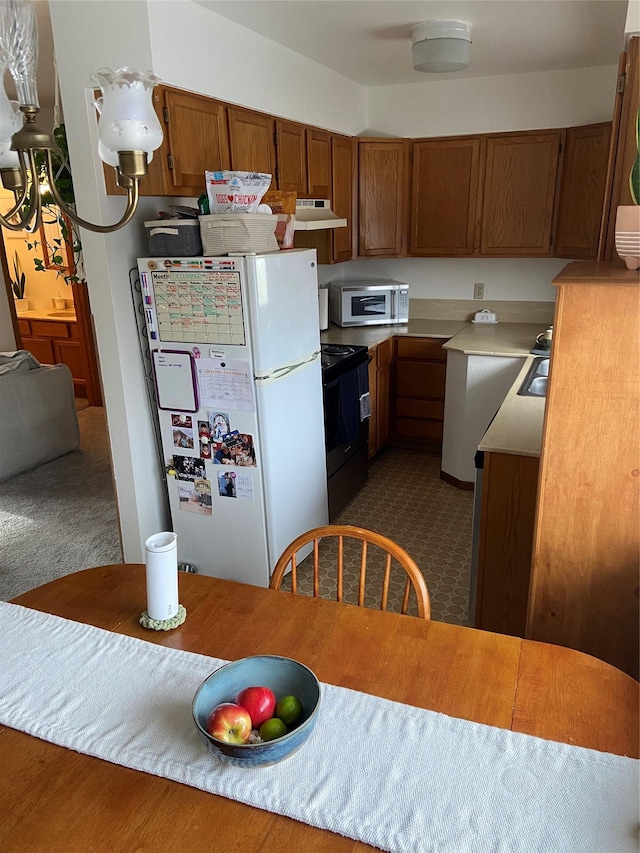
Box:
[235,685,276,728]
[206,702,252,744]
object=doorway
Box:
[0,196,103,407]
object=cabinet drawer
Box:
[396,398,444,421]
[395,361,446,398]
[17,319,31,335]
[395,337,447,361]
[395,418,443,441]
[29,320,71,339]
[376,338,393,368]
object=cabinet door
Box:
[227,107,276,181]
[275,119,307,194]
[475,452,539,637]
[358,139,408,257]
[481,131,562,255]
[54,339,86,396]
[600,37,639,260]
[410,137,482,256]
[368,348,378,458]
[331,134,355,263]
[20,336,54,365]
[164,89,230,191]
[307,128,331,198]
[377,361,392,449]
[554,123,612,259]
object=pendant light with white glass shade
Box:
[0,0,163,234]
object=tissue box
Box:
[199,213,279,255]
[144,219,202,257]
[472,309,498,324]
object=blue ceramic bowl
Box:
[192,655,321,767]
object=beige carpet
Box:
[0,406,122,601]
[281,448,473,624]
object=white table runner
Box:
[1,601,638,853]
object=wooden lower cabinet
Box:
[393,337,447,448]
[474,452,539,636]
[528,262,639,680]
[20,318,86,397]
[368,338,393,459]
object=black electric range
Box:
[320,343,369,382]
[319,343,370,520]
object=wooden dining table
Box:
[2,563,638,852]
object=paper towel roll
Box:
[144,532,178,621]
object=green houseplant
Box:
[9,250,28,312]
[23,124,83,287]
[614,108,640,269]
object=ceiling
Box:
[9,0,630,120]
[196,0,629,87]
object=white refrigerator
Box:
[138,248,328,587]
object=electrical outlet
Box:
[474,283,485,300]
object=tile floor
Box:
[280,448,474,624]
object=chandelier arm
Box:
[45,150,141,234]
[21,150,43,234]
[0,151,34,229]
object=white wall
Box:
[0,274,16,350]
[320,257,564,302]
[147,2,367,135]
[49,0,170,561]
[366,65,618,138]
[45,0,368,562]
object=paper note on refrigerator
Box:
[196,359,255,411]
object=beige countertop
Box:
[321,320,546,356]
[321,319,549,459]
[17,309,77,322]
[442,322,545,356]
[478,355,546,458]
[320,319,467,348]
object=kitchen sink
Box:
[47,309,76,318]
[517,357,549,397]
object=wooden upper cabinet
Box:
[331,134,355,263]
[410,137,482,256]
[358,138,409,257]
[554,123,612,259]
[275,119,306,194]
[600,36,639,260]
[103,85,230,197]
[275,122,331,197]
[481,131,563,255]
[163,88,230,191]
[307,129,331,198]
[227,106,276,181]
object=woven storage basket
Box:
[199,214,279,255]
[144,219,202,257]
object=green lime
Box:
[275,694,303,727]
[258,717,288,742]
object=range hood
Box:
[294,199,347,230]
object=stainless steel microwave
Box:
[328,280,409,327]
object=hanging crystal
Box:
[0,47,22,167]
[0,0,39,107]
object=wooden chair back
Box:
[270,525,431,619]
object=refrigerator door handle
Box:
[255,349,320,383]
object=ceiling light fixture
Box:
[0,0,162,234]
[411,20,472,73]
